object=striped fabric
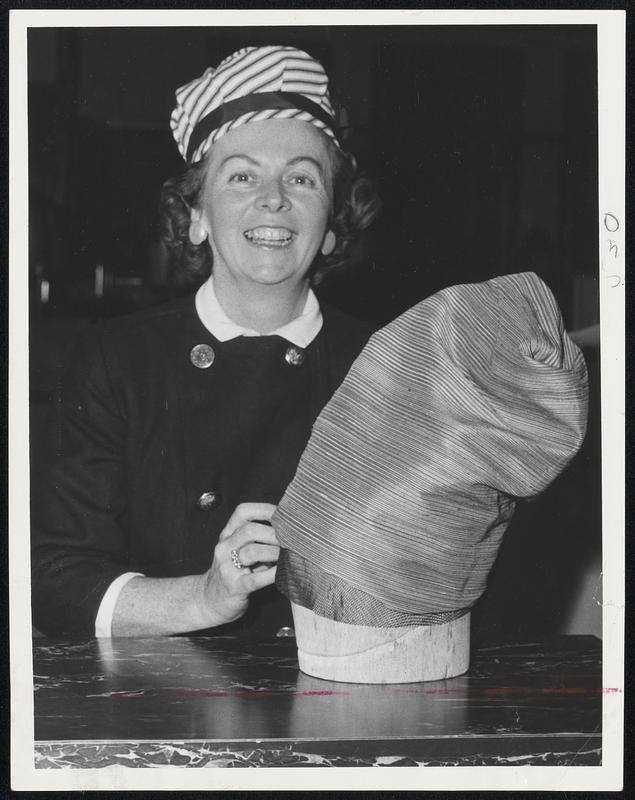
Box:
[170,46,339,164]
[273,272,588,624]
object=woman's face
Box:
[191,119,335,293]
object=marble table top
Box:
[33,634,602,768]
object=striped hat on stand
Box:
[171,45,341,164]
[274,272,589,625]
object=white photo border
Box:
[10,8,625,792]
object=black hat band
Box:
[186,91,338,163]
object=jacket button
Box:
[284,345,305,366]
[197,491,221,511]
[190,344,215,369]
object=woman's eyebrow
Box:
[218,153,324,176]
[287,156,324,175]
[219,154,259,168]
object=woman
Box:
[31,45,380,639]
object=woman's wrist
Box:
[190,571,225,630]
[111,573,224,636]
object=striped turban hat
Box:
[274,272,589,627]
[170,45,340,165]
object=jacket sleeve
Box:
[31,325,132,637]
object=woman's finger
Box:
[242,565,277,592]
[234,543,280,568]
[218,503,277,542]
[229,521,280,550]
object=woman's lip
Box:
[244,226,296,244]
[243,225,295,241]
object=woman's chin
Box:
[241,263,311,289]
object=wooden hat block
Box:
[291,602,470,684]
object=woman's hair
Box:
[157,137,381,287]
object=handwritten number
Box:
[603,212,619,233]
[601,213,622,287]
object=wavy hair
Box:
[157,138,381,287]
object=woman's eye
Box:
[229,172,254,184]
[287,174,316,187]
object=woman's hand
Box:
[197,502,280,627]
[111,503,280,637]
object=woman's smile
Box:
[243,226,296,247]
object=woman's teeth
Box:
[244,227,294,246]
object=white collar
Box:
[195,276,323,348]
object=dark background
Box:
[28,24,601,642]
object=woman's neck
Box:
[213,275,310,334]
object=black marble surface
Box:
[33,635,602,768]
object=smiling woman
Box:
[31,45,381,640]
[190,120,335,328]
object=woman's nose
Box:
[257,179,290,212]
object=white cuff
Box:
[95,572,144,638]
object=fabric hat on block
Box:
[171,45,340,164]
[273,272,588,626]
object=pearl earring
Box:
[321,230,336,256]
[189,221,208,246]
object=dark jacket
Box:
[31,294,374,638]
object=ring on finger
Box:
[230,548,244,570]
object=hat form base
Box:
[291,603,470,684]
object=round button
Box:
[276,626,295,638]
[197,491,221,511]
[284,346,305,367]
[190,344,215,369]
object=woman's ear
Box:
[188,208,208,246]
[321,230,336,256]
